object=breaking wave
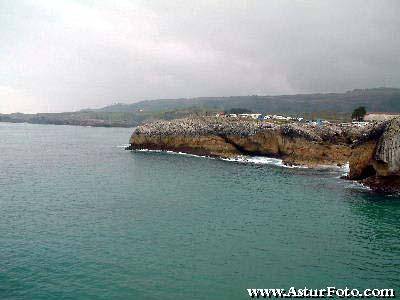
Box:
[133,148,214,159]
[131,149,350,172]
[345,180,372,191]
[221,156,309,169]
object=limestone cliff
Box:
[128,117,400,193]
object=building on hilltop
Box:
[364,113,400,122]
[238,113,262,120]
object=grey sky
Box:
[0,0,399,113]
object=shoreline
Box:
[130,148,383,195]
[131,147,349,171]
[127,116,400,194]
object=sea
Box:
[0,122,399,299]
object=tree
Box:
[352,106,367,121]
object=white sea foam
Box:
[346,180,372,191]
[341,162,350,176]
[221,156,351,172]
[166,150,214,159]
[134,149,309,169]
[132,149,352,172]
[116,144,131,148]
[135,148,162,153]
[134,148,215,160]
[221,156,309,169]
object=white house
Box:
[239,113,262,120]
[352,121,369,127]
[272,115,291,121]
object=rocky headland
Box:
[127,116,400,193]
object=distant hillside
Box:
[97,88,400,114]
[1,88,399,127]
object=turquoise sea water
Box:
[0,123,399,299]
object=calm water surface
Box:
[0,123,399,299]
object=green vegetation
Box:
[352,106,367,121]
[0,88,399,127]
[97,88,400,115]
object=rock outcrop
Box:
[128,116,400,193]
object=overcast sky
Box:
[0,0,399,113]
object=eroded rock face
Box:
[129,117,355,164]
[128,117,400,193]
[348,142,377,179]
[375,118,400,175]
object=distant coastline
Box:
[1,88,400,128]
